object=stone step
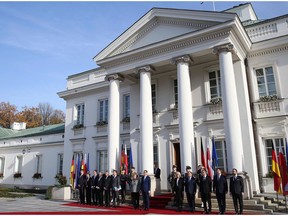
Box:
[165,205,273,214]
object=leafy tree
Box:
[0,102,17,128]
[0,101,65,129]
[50,109,65,124]
[15,106,42,128]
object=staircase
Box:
[165,194,274,214]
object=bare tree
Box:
[38,102,53,126]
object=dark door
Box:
[173,142,181,173]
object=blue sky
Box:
[1,1,287,112]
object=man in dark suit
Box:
[184,171,197,212]
[154,163,161,179]
[103,170,111,207]
[120,170,128,203]
[86,172,92,205]
[111,170,121,207]
[141,170,151,211]
[230,168,244,215]
[91,170,99,205]
[173,171,184,212]
[199,169,212,214]
[78,169,87,204]
[96,171,104,206]
[213,168,228,214]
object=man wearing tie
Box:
[141,170,151,211]
[173,172,184,212]
[199,169,212,214]
[230,168,244,215]
[213,168,228,214]
[184,171,197,212]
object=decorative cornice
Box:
[247,45,288,58]
[103,29,231,69]
[105,73,124,82]
[212,43,235,55]
[171,55,192,65]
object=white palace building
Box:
[1,3,288,198]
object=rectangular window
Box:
[0,157,5,175]
[76,104,85,125]
[174,79,178,107]
[153,145,159,166]
[256,66,276,97]
[123,94,130,118]
[151,84,157,112]
[209,70,221,99]
[99,99,109,122]
[57,154,64,175]
[97,151,108,172]
[35,155,43,174]
[214,140,228,172]
[265,138,285,172]
[15,155,23,174]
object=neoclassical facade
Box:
[58,3,288,197]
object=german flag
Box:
[70,155,75,189]
[272,143,282,193]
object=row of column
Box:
[106,43,244,174]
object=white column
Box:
[138,65,154,174]
[106,74,123,173]
[213,44,244,172]
[173,55,194,172]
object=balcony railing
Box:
[96,125,108,133]
[122,122,130,131]
[253,99,285,119]
[206,103,223,121]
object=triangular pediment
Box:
[94,8,236,63]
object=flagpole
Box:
[285,195,287,212]
[277,193,279,211]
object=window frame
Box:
[75,103,85,125]
[57,153,64,175]
[208,70,222,100]
[255,66,277,98]
[0,157,5,176]
[123,94,130,119]
[98,98,109,122]
[97,150,108,172]
[15,155,23,174]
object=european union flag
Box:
[212,136,218,171]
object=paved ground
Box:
[0,194,117,213]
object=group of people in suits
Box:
[77,167,152,210]
[168,165,244,215]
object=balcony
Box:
[122,122,130,131]
[253,99,286,119]
[206,103,223,121]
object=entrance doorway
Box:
[173,142,181,173]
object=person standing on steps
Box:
[173,171,184,212]
[141,170,151,211]
[213,168,228,214]
[184,170,197,212]
[199,169,212,214]
[230,168,244,215]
